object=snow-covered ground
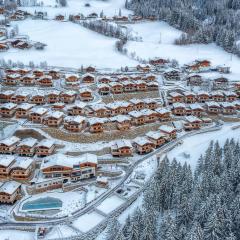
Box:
[45,225,77,239]
[125,21,240,80]
[73,211,105,233]
[96,195,126,214]
[167,123,240,169]
[0,230,34,240]
[1,20,137,68]
[21,0,132,18]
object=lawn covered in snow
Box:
[125,21,240,80]
[20,0,132,18]
[167,123,240,169]
[0,230,34,240]
[1,20,137,68]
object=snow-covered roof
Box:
[108,82,122,87]
[211,91,224,97]
[82,73,95,78]
[0,102,17,109]
[220,102,235,108]
[61,90,76,96]
[79,87,92,94]
[65,73,79,79]
[64,115,86,124]
[222,91,237,97]
[67,102,86,109]
[98,83,110,88]
[41,153,98,169]
[133,137,153,146]
[172,102,186,109]
[196,91,209,96]
[0,136,20,146]
[188,103,203,110]
[47,90,61,95]
[128,110,144,118]
[31,91,45,97]
[37,139,55,148]
[140,109,156,116]
[205,101,220,107]
[169,92,183,97]
[30,107,48,115]
[143,98,157,104]
[89,103,107,111]
[185,115,201,123]
[18,137,38,148]
[16,103,35,110]
[146,131,166,140]
[12,157,33,169]
[45,111,64,119]
[155,107,171,114]
[159,125,176,133]
[182,91,196,97]
[88,117,106,125]
[129,98,144,105]
[0,155,15,167]
[113,139,132,149]
[0,181,21,195]
[0,90,15,96]
[112,115,131,123]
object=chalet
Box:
[47,90,61,104]
[28,107,48,123]
[13,40,32,49]
[64,116,86,132]
[188,103,204,117]
[67,102,86,116]
[137,64,151,73]
[36,139,55,157]
[38,75,53,87]
[223,91,237,102]
[217,65,230,74]
[0,7,5,14]
[10,157,34,180]
[155,108,172,121]
[0,136,20,154]
[114,115,132,130]
[164,69,181,81]
[113,15,128,21]
[159,125,177,139]
[0,103,17,117]
[146,131,166,148]
[140,109,158,123]
[33,69,44,78]
[0,90,15,103]
[79,88,93,102]
[51,103,65,110]
[205,102,220,114]
[149,58,169,66]
[60,91,76,104]
[31,92,46,105]
[143,98,158,110]
[96,176,109,188]
[120,101,134,114]
[65,74,79,86]
[82,73,95,84]
[88,118,106,133]
[0,155,15,179]
[184,116,202,131]
[220,102,236,115]
[213,77,228,90]
[0,181,21,204]
[197,91,210,103]
[85,66,96,72]
[41,153,97,181]
[98,76,111,84]
[143,74,156,82]
[98,83,110,95]
[187,74,203,86]
[234,101,240,111]
[111,140,133,157]
[211,91,224,102]
[133,137,155,155]
[4,73,21,85]
[185,60,211,72]
[47,69,60,79]
[16,138,38,157]
[146,81,159,91]
[130,75,142,81]
[42,111,64,127]
[5,68,20,74]
[15,103,35,118]
[130,99,145,111]
[55,14,64,21]
[11,92,29,104]
[172,103,187,116]
[168,92,184,104]
[129,111,145,125]
[109,82,123,94]
[135,80,147,91]
[122,81,136,92]
[21,74,35,85]
[87,104,109,118]
[117,75,129,82]
[234,82,240,91]
[182,91,196,103]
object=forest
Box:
[106,139,240,240]
[126,0,240,57]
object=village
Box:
[0,0,239,239]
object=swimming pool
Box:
[22,197,63,211]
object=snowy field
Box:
[126,22,240,80]
[96,195,126,214]
[167,123,240,169]
[45,225,77,239]
[73,211,105,232]
[1,20,137,68]
[20,0,132,18]
[0,230,34,240]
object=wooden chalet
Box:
[149,58,169,66]
[0,155,15,179]
[133,137,155,155]
[109,82,123,94]
[47,69,60,79]
[187,74,203,86]
[146,131,166,148]
[220,102,236,115]
[211,91,225,102]
[146,81,159,91]
[182,91,196,103]
[4,73,21,85]
[128,111,145,126]
[65,74,79,86]
[98,76,111,84]
[111,140,133,157]
[223,91,237,102]
[42,111,64,127]
[28,107,48,123]
[87,104,109,118]
[205,102,220,114]
[36,139,55,157]
[159,125,177,139]
[67,102,86,116]
[140,109,158,123]
[130,99,145,111]
[55,14,65,21]
[188,103,204,117]
[31,92,46,105]
[21,74,35,85]
[38,75,53,87]
[0,136,20,154]
[135,80,147,91]
[122,81,136,92]
[98,83,110,95]
[0,103,17,117]
[47,90,61,104]
[79,88,93,102]
[0,181,21,204]
[155,108,172,121]
[16,138,38,157]
[0,90,15,103]
[143,98,158,110]
[60,91,76,103]
[11,92,29,104]
[164,69,181,81]
[213,77,229,90]
[88,118,105,133]
[33,69,44,78]
[15,103,35,118]
[184,116,202,131]
[114,115,132,130]
[172,103,187,116]
[82,73,95,84]
[197,91,210,103]
[168,92,184,104]
[64,116,86,132]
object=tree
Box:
[59,0,67,7]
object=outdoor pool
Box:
[22,197,63,211]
